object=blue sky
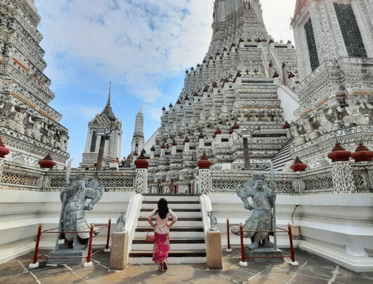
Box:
[34,0,296,167]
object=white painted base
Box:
[46,264,58,267]
[83,261,93,267]
[104,248,111,253]
[239,261,248,267]
[28,262,39,269]
[300,240,373,273]
[289,261,299,266]
[226,249,233,253]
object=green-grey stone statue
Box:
[232,174,276,250]
[56,176,104,251]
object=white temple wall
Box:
[210,193,373,272]
[0,189,135,264]
[277,85,299,123]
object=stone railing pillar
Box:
[0,158,5,185]
[328,142,356,193]
[134,152,149,193]
[331,161,356,193]
[198,153,212,195]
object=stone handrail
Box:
[200,194,213,237]
[124,193,143,255]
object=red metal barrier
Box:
[239,223,245,263]
[106,219,111,250]
[288,224,296,263]
[225,219,298,265]
[227,218,231,251]
[32,224,42,264]
[86,224,94,264]
[29,220,111,267]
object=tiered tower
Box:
[288,0,373,169]
[81,89,122,168]
[0,0,69,168]
[131,109,145,154]
[147,0,299,193]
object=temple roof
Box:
[100,84,117,122]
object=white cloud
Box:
[145,106,162,121]
[36,0,215,102]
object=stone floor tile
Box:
[246,274,286,284]
[256,267,296,283]
[122,265,151,278]
[163,264,194,276]
[171,269,215,282]
[191,275,233,284]
[216,267,256,282]
[85,272,133,284]
[32,269,83,284]
[0,261,26,278]
[289,274,329,284]
[0,272,38,284]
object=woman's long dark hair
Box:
[156,198,169,219]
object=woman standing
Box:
[147,198,178,272]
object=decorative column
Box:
[328,142,356,193]
[198,153,212,195]
[135,152,149,193]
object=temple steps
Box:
[129,195,206,264]
[270,139,294,171]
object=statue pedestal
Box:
[109,231,128,270]
[206,231,222,269]
[245,247,284,263]
[47,249,88,266]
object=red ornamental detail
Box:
[229,128,234,134]
[0,136,10,158]
[150,146,155,152]
[135,152,149,169]
[215,128,222,135]
[351,143,373,162]
[233,122,239,129]
[328,142,351,162]
[184,137,190,143]
[273,71,279,78]
[283,121,290,129]
[172,140,177,146]
[198,153,212,169]
[38,154,56,169]
[199,133,204,139]
[290,157,307,172]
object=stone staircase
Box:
[129,194,207,264]
[271,139,294,171]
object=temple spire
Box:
[101,82,117,121]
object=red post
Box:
[106,219,111,250]
[32,224,42,264]
[239,223,245,263]
[227,218,231,250]
[288,224,296,262]
[87,224,94,263]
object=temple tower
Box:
[288,0,373,169]
[0,0,70,168]
[146,0,301,190]
[81,87,122,168]
[131,109,145,154]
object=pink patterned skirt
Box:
[153,232,170,264]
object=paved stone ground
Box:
[1,249,373,284]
